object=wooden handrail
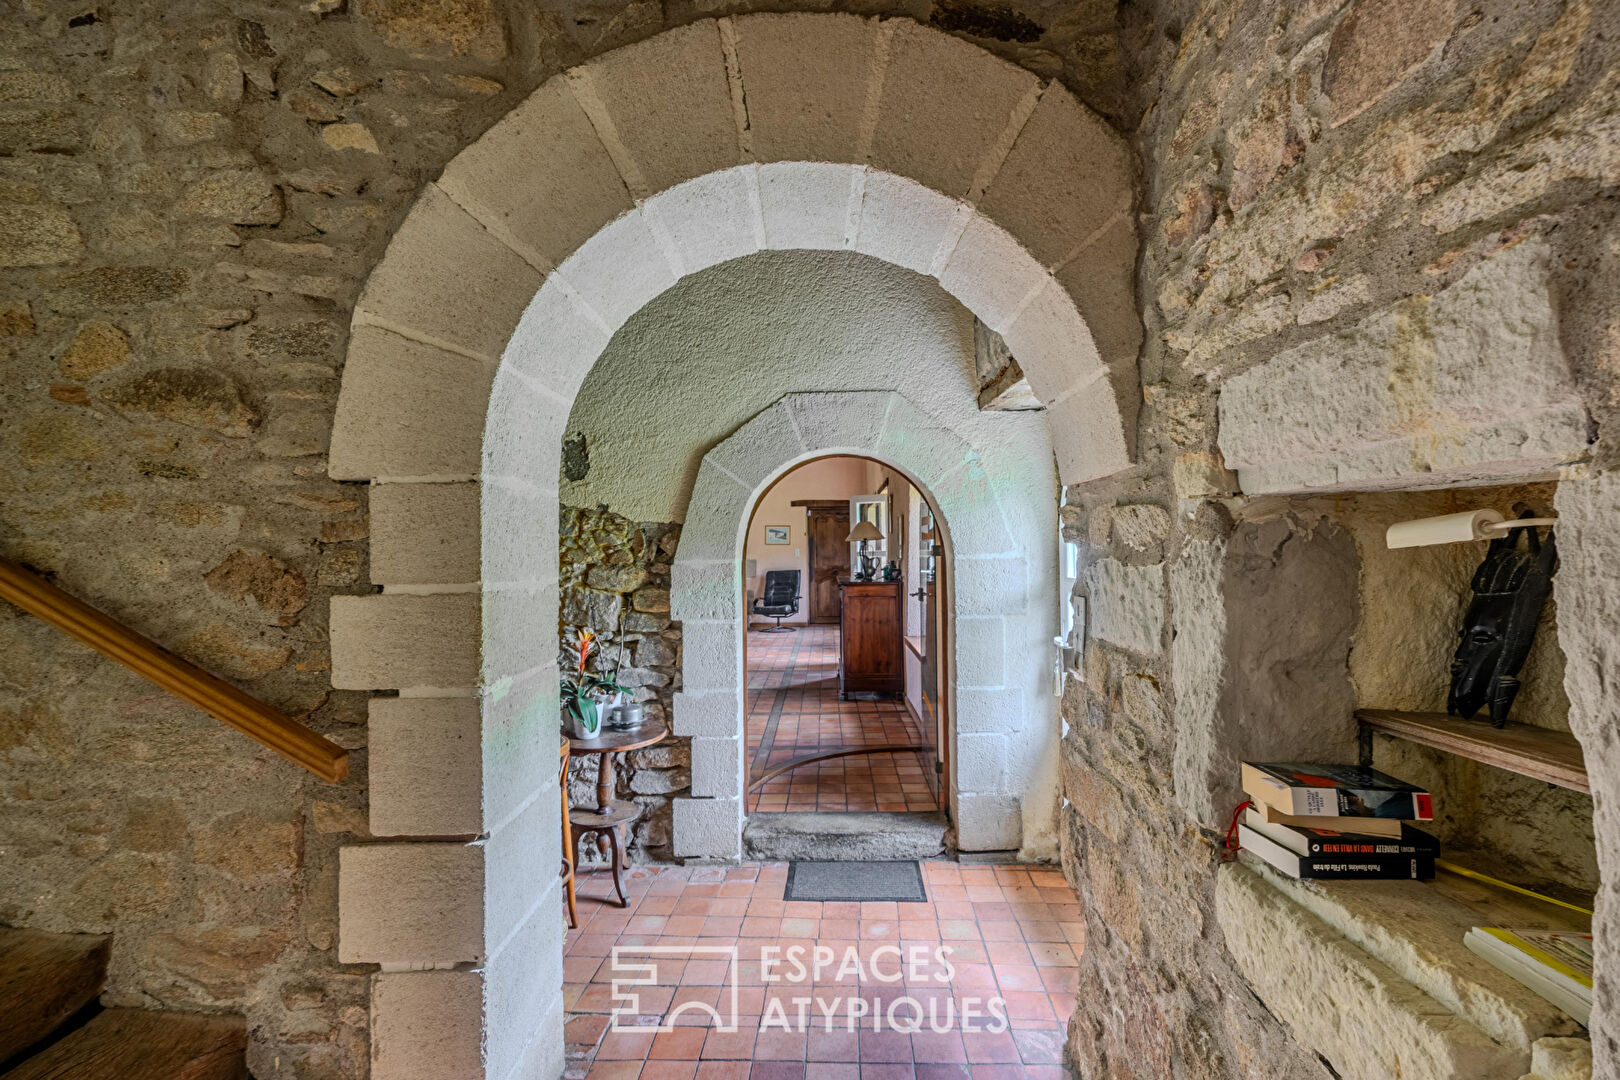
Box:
[0,557,349,783]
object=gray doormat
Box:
[784,860,927,902]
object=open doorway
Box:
[739,455,952,856]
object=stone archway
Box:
[670,392,1057,860]
[329,15,1138,1079]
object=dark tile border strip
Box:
[749,629,807,778]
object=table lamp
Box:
[846,519,884,580]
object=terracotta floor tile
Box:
[856,1064,916,1080]
[598,1031,657,1060]
[568,1012,613,1040]
[696,1063,753,1080]
[1026,944,1077,968]
[1036,968,1077,995]
[912,1066,972,1080]
[960,1031,1020,1065]
[1010,1029,1064,1066]
[566,849,1084,1075]
[909,1032,967,1064]
[806,1064,860,1080]
[858,1029,913,1063]
[964,1066,1023,1080]
[744,627,937,813]
[1022,1068,1073,1080]
[702,1022,761,1060]
[587,1062,644,1080]
[641,1062,699,1080]
[990,965,1042,993]
[754,1026,810,1061]
[750,1064,807,1080]
[651,1028,711,1060]
[807,1028,860,1062]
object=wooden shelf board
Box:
[1356,708,1588,794]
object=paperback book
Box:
[1238,824,1436,880]
[1242,761,1434,821]
[1242,808,1440,858]
[1464,927,1593,1025]
[1253,801,1404,838]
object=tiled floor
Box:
[565,861,1085,1080]
[746,625,937,813]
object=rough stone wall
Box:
[1060,0,1620,1077]
[558,505,687,860]
[1,2,1121,1077]
[8,0,1620,1077]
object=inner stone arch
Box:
[669,391,1060,860]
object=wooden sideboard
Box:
[838,580,904,699]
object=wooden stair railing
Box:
[0,557,348,783]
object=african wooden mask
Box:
[1448,513,1557,729]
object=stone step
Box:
[743,811,949,861]
[1,1009,247,1080]
[0,928,110,1064]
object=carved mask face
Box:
[1448,596,1510,720]
[1447,522,1556,728]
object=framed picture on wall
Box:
[764,526,790,545]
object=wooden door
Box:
[806,509,848,623]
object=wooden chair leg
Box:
[563,848,577,930]
[607,827,628,906]
[560,738,577,929]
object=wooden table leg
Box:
[596,751,614,860]
[595,751,614,812]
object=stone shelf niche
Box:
[1194,236,1600,1080]
[1178,480,1597,1079]
[1216,860,1585,1080]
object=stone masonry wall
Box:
[1058,1,1620,1078]
[1,2,1127,1077]
[559,505,687,861]
[7,0,1620,1077]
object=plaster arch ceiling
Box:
[561,248,1054,524]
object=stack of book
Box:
[1237,761,1439,880]
[1464,926,1593,1025]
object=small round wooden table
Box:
[567,719,668,907]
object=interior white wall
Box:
[561,250,1051,525]
[743,456,870,626]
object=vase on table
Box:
[566,697,601,740]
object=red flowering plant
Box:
[562,628,629,736]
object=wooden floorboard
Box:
[1,1009,246,1080]
[0,928,109,1064]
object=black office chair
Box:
[751,570,802,633]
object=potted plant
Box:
[562,628,629,739]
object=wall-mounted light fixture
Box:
[1385,509,1557,549]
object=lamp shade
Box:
[846,520,884,543]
